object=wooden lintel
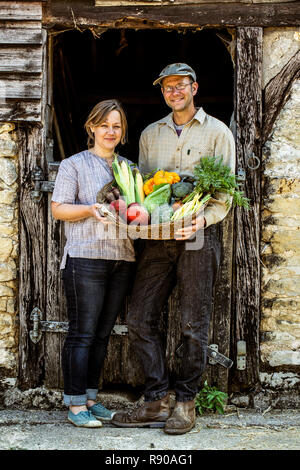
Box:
[43,2,300,29]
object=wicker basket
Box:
[96,180,209,240]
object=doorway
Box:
[41,27,235,392]
[52,28,234,162]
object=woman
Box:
[51,99,135,428]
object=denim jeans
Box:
[61,256,134,406]
[127,225,221,403]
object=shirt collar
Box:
[158,107,206,128]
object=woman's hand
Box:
[89,203,110,224]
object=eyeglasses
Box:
[162,82,193,94]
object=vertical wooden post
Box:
[232,27,263,391]
[18,125,47,390]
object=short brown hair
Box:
[84,99,128,149]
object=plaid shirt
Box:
[139,108,236,228]
[52,150,135,269]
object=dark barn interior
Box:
[52,28,234,162]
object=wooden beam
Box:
[43,2,300,28]
[18,124,47,390]
[263,50,300,143]
[232,27,263,391]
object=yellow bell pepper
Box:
[153,170,181,186]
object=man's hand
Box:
[175,215,206,240]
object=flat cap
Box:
[153,63,197,86]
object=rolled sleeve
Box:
[204,128,236,227]
[52,160,78,204]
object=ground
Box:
[0,408,299,451]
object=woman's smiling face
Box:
[91,110,122,154]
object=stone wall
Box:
[260,28,300,389]
[0,123,19,375]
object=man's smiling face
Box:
[161,75,198,113]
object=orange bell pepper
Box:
[143,177,155,195]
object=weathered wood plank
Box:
[0,1,42,20]
[232,27,262,391]
[18,124,47,390]
[0,75,42,99]
[263,50,300,143]
[0,46,42,73]
[45,165,66,388]
[44,2,300,28]
[206,212,234,393]
[0,24,42,45]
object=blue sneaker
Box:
[68,410,102,428]
[88,402,116,422]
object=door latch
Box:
[175,342,233,369]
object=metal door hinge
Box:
[29,307,128,344]
[31,166,55,203]
[237,340,247,370]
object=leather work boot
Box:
[164,399,196,435]
[111,395,171,428]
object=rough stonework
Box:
[262,28,300,89]
[0,123,19,373]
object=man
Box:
[112,63,235,434]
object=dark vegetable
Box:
[112,187,120,199]
[171,182,194,199]
[106,191,116,203]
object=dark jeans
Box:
[127,225,221,403]
[61,256,133,406]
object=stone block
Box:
[0,285,14,297]
[0,223,15,236]
[0,237,13,260]
[0,347,16,370]
[0,261,16,282]
[0,189,16,205]
[267,350,300,367]
[0,158,17,186]
[0,139,18,158]
[0,207,14,223]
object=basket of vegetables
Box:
[97,155,250,240]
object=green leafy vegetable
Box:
[143,183,171,214]
[183,156,250,209]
